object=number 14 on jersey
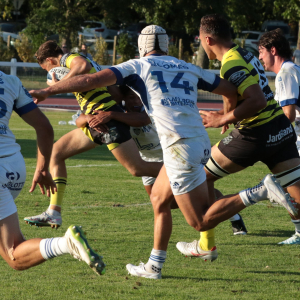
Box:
[151,71,194,95]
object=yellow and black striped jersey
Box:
[221,44,283,129]
[60,53,116,114]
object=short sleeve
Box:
[221,62,257,97]
[109,60,141,85]
[14,83,37,116]
[197,69,220,92]
[275,71,299,107]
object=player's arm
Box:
[282,105,296,123]
[30,69,117,102]
[62,56,92,80]
[201,84,266,128]
[21,108,56,197]
[88,110,151,128]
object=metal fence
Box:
[0,59,276,101]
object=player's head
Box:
[35,40,64,71]
[81,44,87,52]
[258,29,292,67]
[199,14,232,59]
[138,25,169,58]
[119,85,143,112]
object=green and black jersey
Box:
[60,53,116,114]
[221,44,283,129]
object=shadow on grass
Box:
[246,270,300,277]
[249,230,294,238]
[18,139,114,161]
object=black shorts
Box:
[217,115,299,169]
[82,105,131,151]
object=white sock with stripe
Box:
[39,237,70,260]
[292,219,300,234]
[145,249,166,274]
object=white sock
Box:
[239,182,268,207]
[229,214,241,222]
[39,237,69,260]
[46,208,61,217]
[145,249,166,274]
[292,219,300,234]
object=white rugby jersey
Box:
[110,55,220,149]
[0,71,37,157]
[275,61,300,112]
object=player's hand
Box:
[200,110,225,128]
[94,124,109,133]
[29,169,57,197]
[29,89,49,104]
[47,73,59,86]
[221,124,229,134]
[88,110,112,128]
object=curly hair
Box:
[200,14,231,41]
[35,40,64,64]
[258,29,292,59]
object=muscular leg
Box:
[150,166,175,251]
[111,139,162,177]
[49,129,97,212]
[0,213,44,270]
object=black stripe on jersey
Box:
[223,66,247,80]
[91,100,112,112]
[250,68,257,77]
[235,46,254,64]
[243,116,272,127]
[82,93,113,113]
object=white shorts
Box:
[141,155,163,186]
[163,136,211,195]
[0,152,26,220]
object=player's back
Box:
[118,55,218,148]
[0,72,35,156]
[221,45,283,129]
[60,53,116,114]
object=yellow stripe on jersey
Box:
[221,45,283,129]
[60,53,116,114]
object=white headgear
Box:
[138,25,169,58]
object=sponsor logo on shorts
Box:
[222,135,233,145]
[172,182,180,189]
[3,171,24,191]
[267,124,293,143]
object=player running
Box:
[0,71,105,275]
[258,29,300,244]
[24,41,162,229]
[176,14,300,255]
[29,25,296,279]
[84,84,247,234]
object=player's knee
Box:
[150,193,169,212]
[187,219,206,232]
[127,166,142,177]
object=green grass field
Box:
[0,111,299,300]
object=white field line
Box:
[29,163,121,168]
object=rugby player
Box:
[24,41,162,229]
[84,84,248,234]
[0,71,105,275]
[29,25,296,279]
[258,29,300,244]
[176,14,300,255]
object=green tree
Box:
[116,33,136,63]
[24,0,96,51]
[274,0,300,49]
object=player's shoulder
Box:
[60,52,85,67]
[221,46,252,79]
[0,71,22,88]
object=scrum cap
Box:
[138,25,169,57]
